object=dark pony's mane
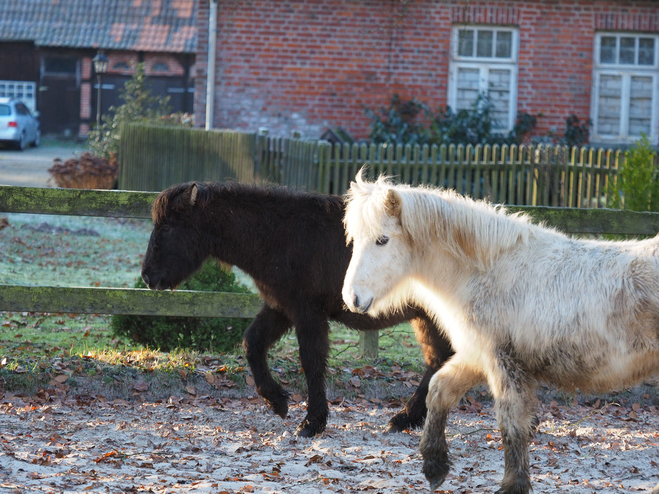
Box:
[152,181,344,223]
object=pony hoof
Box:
[387,412,424,432]
[262,391,290,419]
[422,456,450,492]
[495,480,532,494]
[294,419,326,438]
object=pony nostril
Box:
[352,294,360,309]
[142,273,150,286]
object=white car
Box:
[0,97,40,150]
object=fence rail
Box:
[0,185,263,318]
[119,124,652,209]
[3,186,659,357]
[0,285,262,318]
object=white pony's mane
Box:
[345,170,546,269]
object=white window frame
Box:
[591,32,659,145]
[448,25,519,132]
[0,80,37,113]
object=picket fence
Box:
[119,124,643,209]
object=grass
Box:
[38,136,88,149]
[0,212,425,398]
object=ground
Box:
[0,140,85,187]
[1,389,657,494]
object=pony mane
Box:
[152,181,343,223]
[345,170,541,270]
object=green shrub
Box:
[87,63,193,159]
[366,94,538,147]
[561,114,591,149]
[607,134,659,212]
[366,94,431,146]
[111,260,254,352]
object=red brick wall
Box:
[195,0,659,142]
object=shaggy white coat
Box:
[342,171,659,494]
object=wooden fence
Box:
[4,185,659,358]
[119,124,323,192]
[119,124,654,209]
[0,186,263,319]
[317,142,628,208]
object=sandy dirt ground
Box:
[0,389,657,494]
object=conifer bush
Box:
[111,260,253,352]
[607,134,659,212]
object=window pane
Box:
[488,69,511,129]
[495,31,512,58]
[44,57,77,74]
[0,105,10,116]
[477,31,493,57]
[597,75,622,135]
[638,38,655,66]
[600,36,616,64]
[456,68,480,110]
[458,30,474,57]
[629,76,653,136]
[619,37,635,64]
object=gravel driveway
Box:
[0,141,85,187]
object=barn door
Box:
[38,56,80,137]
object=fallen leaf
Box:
[133,382,149,393]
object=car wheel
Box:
[33,130,40,148]
[17,131,27,151]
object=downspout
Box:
[205,0,218,130]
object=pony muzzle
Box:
[343,287,374,314]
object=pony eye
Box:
[376,236,389,246]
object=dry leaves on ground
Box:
[0,391,657,493]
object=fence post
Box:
[359,332,379,359]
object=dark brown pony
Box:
[141,181,453,437]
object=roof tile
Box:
[0,0,196,53]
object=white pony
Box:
[342,170,659,494]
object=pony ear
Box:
[384,189,402,218]
[190,184,198,205]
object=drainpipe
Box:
[205,0,218,130]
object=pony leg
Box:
[653,481,659,493]
[242,306,292,419]
[488,354,537,494]
[420,356,482,491]
[294,317,331,437]
[389,315,454,432]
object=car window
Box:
[0,105,10,116]
[15,103,28,115]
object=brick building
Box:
[0,0,197,138]
[196,0,659,147]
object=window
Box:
[15,103,29,116]
[112,62,130,70]
[449,26,519,132]
[591,33,659,144]
[43,57,77,75]
[152,62,169,72]
[0,81,37,113]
